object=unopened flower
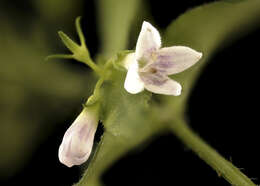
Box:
[58,106,99,167]
[124,21,202,96]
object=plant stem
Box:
[169,119,256,186]
[85,58,103,76]
[74,51,103,76]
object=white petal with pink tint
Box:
[135,21,161,63]
[141,73,182,96]
[58,108,98,167]
[124,60,144,94]
[151,46,202,75]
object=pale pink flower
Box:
[58,107,98,167]
[124,21,202,96]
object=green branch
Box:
[169,119,256,186]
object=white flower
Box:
[124,21,203,96]
[58,107,98,167]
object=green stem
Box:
[85,58,114,106]
[73,50,103,76]
[84,57,103,76]
[169,119,256,186]
[85,74,107,106]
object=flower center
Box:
[149,68,157,74]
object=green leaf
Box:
[97,0,141,58]
[32,0,83,23]
[159,0,260,117]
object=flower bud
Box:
[58,106,99,167]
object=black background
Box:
[1,0,259,185]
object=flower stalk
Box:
[170,119,256,186]
[85,77,105,106]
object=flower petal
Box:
[122,53,136,70]
[151,46,202,75]
[124,60,145,94]
[58,108,98,167]
[140,72,182,96]
[135,21,161,65]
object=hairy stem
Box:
[170,119,256,186]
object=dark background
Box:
[0,0,259,185]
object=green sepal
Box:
[112,50,134,71]
[75,17,87,50]
[45,54,73,61]
[48,17,103,75]
[58,31,80,54]
[48,17,91,63]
